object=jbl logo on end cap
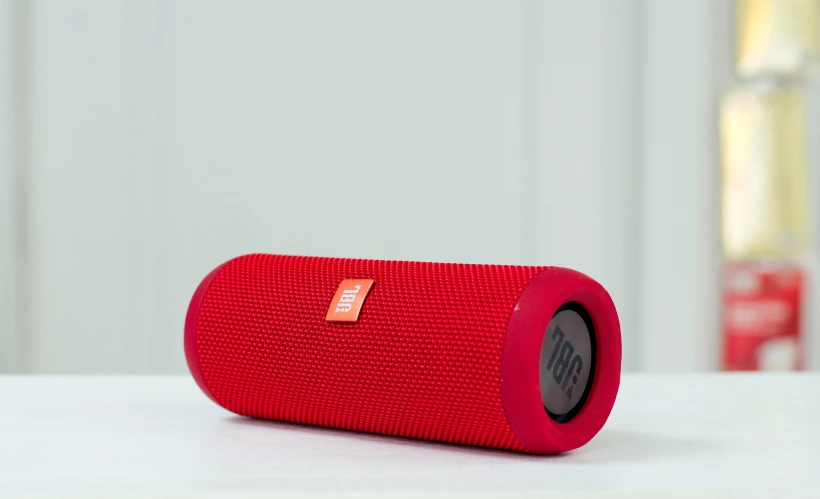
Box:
[326,279,375,322]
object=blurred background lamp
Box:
[736,0,820,77]
[720,86,810,260]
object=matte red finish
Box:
[184,263,225,404]
[185,254,621,454]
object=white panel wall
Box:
[164,0,529,372]
[0,0,15,371]
[0,0,26,373]
[529,0,642,370]
[28,0,138,372]
[8,0,726,373]
[806,79,820,370]
[637,1,721,371]
[25,0,530,373]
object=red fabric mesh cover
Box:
[187,254,550,451]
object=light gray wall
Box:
[0,0,13,371]
[637,0,722,371]
[25,0,532,373]
[0,0,26,373]
[4,0,725,373]
[528,0,643,370]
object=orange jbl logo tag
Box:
[326,279,375,322]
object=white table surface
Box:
[3,374,819,498]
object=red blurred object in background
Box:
[722,263,804,371]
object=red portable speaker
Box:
[185,254,621,454]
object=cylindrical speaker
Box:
[185,254,621,454]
